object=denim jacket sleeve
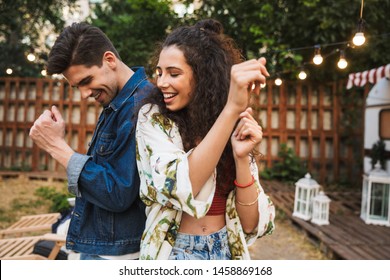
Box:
[66,153,90,197]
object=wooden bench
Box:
[0,233,66,260]
[0,213,60,239]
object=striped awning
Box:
[346,64,390,89]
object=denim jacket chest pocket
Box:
[95,132,116,156]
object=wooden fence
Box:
[0,77,369,185]
[253,79,369,185]
[0,77,101,174]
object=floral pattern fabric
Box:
[136,104,275,260]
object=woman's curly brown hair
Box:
[143,19,244,192]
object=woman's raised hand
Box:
[227,57,269,114]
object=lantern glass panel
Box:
[312,201,319,219]
[321,204,328,219]
[298,201,306,212]
[297,188,308,213]
[361,178,368,220]
[309,189,315,212]
[299,188,306,199]
[369,183,389,221]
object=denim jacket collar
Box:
[108,67,147,112]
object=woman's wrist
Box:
[223,102,244,119]
[234,175,255,188]
[234,154,250,166]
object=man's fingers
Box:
[51,105,63,122]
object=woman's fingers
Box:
[231,59,269,87]
[228,58,269,112]
[258,57,270,76]
[234,108,253,136]
[234,116,262,141]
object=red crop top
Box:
[206,185,230,216]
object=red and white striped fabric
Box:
[346,63,390,89]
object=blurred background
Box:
[1,0,390,186]
[1,0,389,80]
[1,0,390,260]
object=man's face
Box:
[63,61,118,107]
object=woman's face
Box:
[156,45,194,111]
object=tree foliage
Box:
[2,0,389,79]
[181,0,390,81]
[89,0,178,75]
[0,0,78,77]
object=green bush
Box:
[34,186,74,213]
[371,140,386,169]
[260,143,306,183]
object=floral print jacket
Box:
[136,104,275,260]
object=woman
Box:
[136,19,275,260]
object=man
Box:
[29,22,153,260]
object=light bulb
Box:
[260,83,266,88]
[298,70,307,80]
[27,53,36,62]
[6,68,13,75]
[41,69,47,76]
[337,58,348,69]
[312,45,323,65]
[353,32,365,46]
[313,54,323,65]
[275,78,282,86]
[337,50,348,69]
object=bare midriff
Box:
[179,212,226,235]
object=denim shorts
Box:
[169,226,231,260]
[79,253,139,260]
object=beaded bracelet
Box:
[236,187,261,206]
[233,175,255,188]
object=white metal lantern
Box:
[361,163,390,226]
[293,173,320,220]
[311,191,331,225]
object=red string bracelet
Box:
[234,175,255,188]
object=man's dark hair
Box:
[47,22,121,75]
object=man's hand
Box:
[29,105,74,168]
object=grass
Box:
[0,177,68,230]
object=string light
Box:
[267,31,390,80]
[7,0,384,81]
[337,50,348,69]
[6,68,13,75]
[353,21,365,46]
[27,53,36,62]
[275,77,282,86]
[298,69,307,80]
[263,6,390,81]
[312,45,323,65]
[352,0,366,46]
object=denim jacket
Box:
[65,67,153,255]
